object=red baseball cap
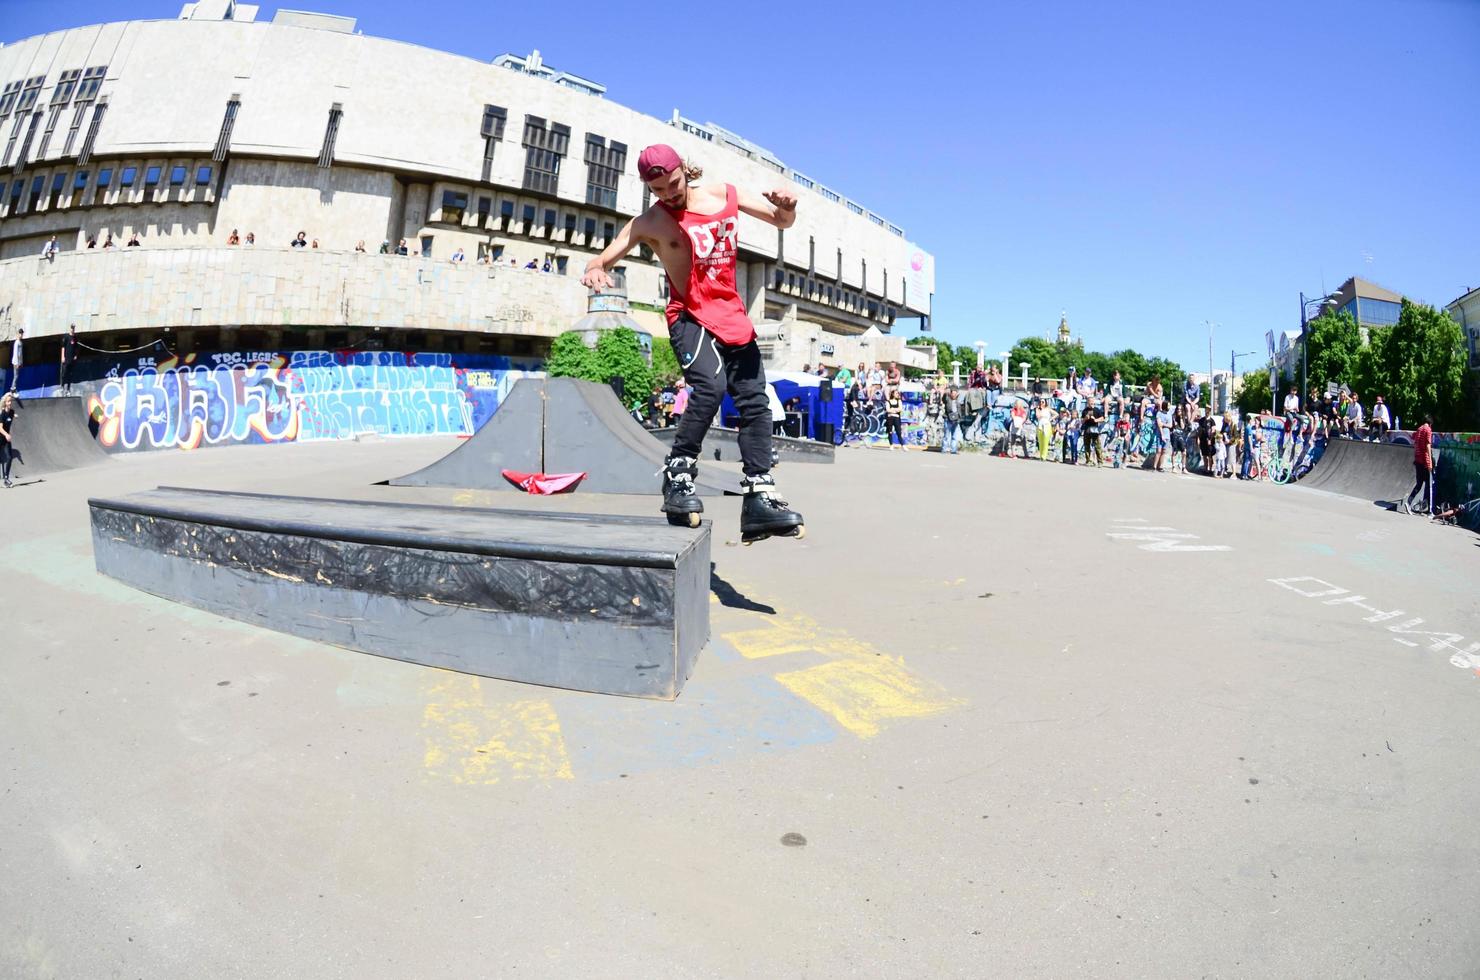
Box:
[637,144,682,180]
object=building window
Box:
[144,165,161,187]
[27,174,44,212]
[16,77,45,114]
[0,116,22,167]
[555,256,569,276]
[195,165,212,185]
[74,67,106,103]
[792,172,814,190]
[169,165,187,186]
[7,179,20,212]
[213,98,240,162]
[51,69,82,106]
[76,101,106,165]
[317,103,343,168]
[520,115,570,195]
[563,212,576,236]
[480,104,506,182]
[602,221,615,243]
[120,166,136,187]
[846,201,864,216]
[542,207,555,230]
[13,113,42,173]
[0,81,21,121]
[441,190,468,223]
[73,171,88,190]
[476,195,491,223]
[521,203,535,225]
[499,199,514,220]
[93,166,111,204]
[582,217,596,239]
[583,134,625,209]
[49,171,66,208]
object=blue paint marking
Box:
[557,674,837,780]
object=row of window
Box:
[773,267,896,321]
[436,188,620,243]
[0,66,106,122]
[0,162,213,219]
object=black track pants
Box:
[667,314,774,477]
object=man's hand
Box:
[581,264,614,292]
[764,189,798,213]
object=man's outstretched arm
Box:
[581,217,644,290]
[737,187,798,229]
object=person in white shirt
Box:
[41,236,59,261]
[767,383,786,436]
[450,248,466,264]
[1282,387,1300,414]
[1370,396,1391,440]
[1345,393,1364,435]
[8,328,22,392]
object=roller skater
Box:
[582,143,805,541]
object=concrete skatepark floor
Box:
[4,437,1478,978]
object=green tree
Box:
[1382,300,1468,429]
[650,336,681,386]
[545,331,599,380]
[593,326,654,405]
[1235,368,1273,416]
[1008,336,1065,382]
[1302,309,1363,393]
[1352,325,1391,409]
[1106,348,1151,385]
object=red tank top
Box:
[663,184,755,345]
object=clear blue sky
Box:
[6,0,1478,372]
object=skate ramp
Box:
[650,424,835,464]
[1297,438,1413,504]
[391,377,740,495]
[7,395,110,479]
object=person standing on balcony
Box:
[8,328,23,393]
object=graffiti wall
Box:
[72,350,537,453]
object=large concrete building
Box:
[0,0,935,374]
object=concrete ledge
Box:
[89,487,711,699]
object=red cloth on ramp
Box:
[500,469,586,494]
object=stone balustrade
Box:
[0,246,593,340]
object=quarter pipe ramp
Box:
[391,377,741,495]
[1297,437,1413,504]
[7,395,109,479]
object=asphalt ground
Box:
[3,436,1478,978]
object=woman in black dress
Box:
[0,392,16,488]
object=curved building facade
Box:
[0,2,933,341]
[0,2,934,450]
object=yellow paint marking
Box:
[452,490,478,506]
[721,624,818,659]
[421,672,574,784]
[773,657,958,739]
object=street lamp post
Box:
[1230,349,1258,414]
[1299,291,1339,409]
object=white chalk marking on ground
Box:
[1268,576,1480,677]
[1105,520,1232,553]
